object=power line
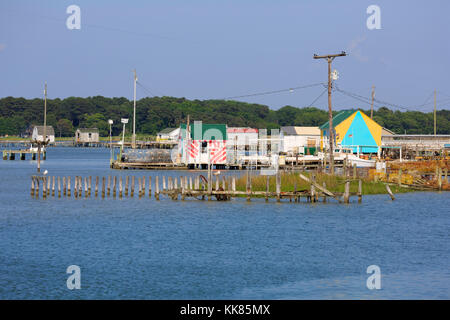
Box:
[223,82,326,100]
[306,87,328,107]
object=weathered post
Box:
[52,176,55,197]
[398,168,402,187]
[88,176,92,196]
[149,176,152,198]
[67,176,71,197]
[35,177,40,198]
[107,176,111,197]
[189,176,193,191]
[276,171,281,202]
[353,164,357,179]
[74,176,78,198]
[102,177,105,198]
[31,176,35,197]
[138,177,142,198]
[194,176,199,190]
[113,176,117,198]
[131,176,135,197]
[119,177,123,198]
[84,177,88,197]
[358,179,362,203]
[62,176,66,196]
[47,176,50,196]
[162,176,166,191]
[344,180,350,203]
[322,182,327,203]
[95,176,99,197]
[232,175,236,196]
[386,184,395,200]
[142,176,146,196]
[265,175,270,202]
[438,167,442,191]
[42,177,47,199]
[155,176,160,200]
[58,176,61,198]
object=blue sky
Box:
[0,0,449,111]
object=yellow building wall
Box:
[360,112,382,146]
[334,112,357,144]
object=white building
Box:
[75,128,100,143]
[156,128,180,142]
[32,126,55,144]
[280,126,321,155]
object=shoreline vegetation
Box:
[1,96,449,137]
[234,171,413,196]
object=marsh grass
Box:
[234,171,412,195]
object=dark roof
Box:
[77,128,99,133]
[158,128,178,135]
[280,126,298,135]
[319,110,356,130]
[34,126,55,136]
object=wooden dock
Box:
[3,149,46,161]
[30,172,368,204]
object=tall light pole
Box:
[434,90,437,136]
[132,69,137,149]
[108,119,113,161]
[37,82,48,173]
[121,118,128,159]
[313,51,347,174]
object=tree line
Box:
[0,95,448,137]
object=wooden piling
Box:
[88,176,92,196]
[84,177,88,197]
[438,167,442,191]
[107,176,111,196]
[31,176,35,196]
[74,176,78,198]
[58,176,61,197]
[102,176,105,198]
[95,176,99,197]
[67,176,71,197]
[35,177,39,198]
[113,176,117,197]
[142,176,146,196]
[194,176,199,190]
[386,184,395,200]
[155,176,160,200]
[138,177,142,198]
[149,176,152,198]
[358,179,362,203]
[47,176,50,196]
[344,181,350,203]
[119,177,123,198]
[42,177,47,199]
[63,176,66,196]
[398,168,402,186]
[276,171,281,202]
[265,175,269,202]
[125,176,129,196]
[322,182,327,203]
[51,176,55,197]
[131,176,135,197]
[162,176,166,191]
[353,164,357,178]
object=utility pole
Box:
[434,89,437,136]
[371,85,375,119]
[313,51,346,174]
[132,69,137,149]
[186,115,190,165]
[37,82,48,173]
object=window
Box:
[201,141,208,153]
[88,133,92,139]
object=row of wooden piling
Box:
[30,173,368,203]
[3,150,46,161]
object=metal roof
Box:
[281,126,320,135]
[76,128,99,133]
[319,110,356,130]
[34,126,55,136]
[158,128,178,135]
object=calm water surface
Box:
[0,148,449,299]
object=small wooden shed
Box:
[75,128,100,143]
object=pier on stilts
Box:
[3,149,46,161]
